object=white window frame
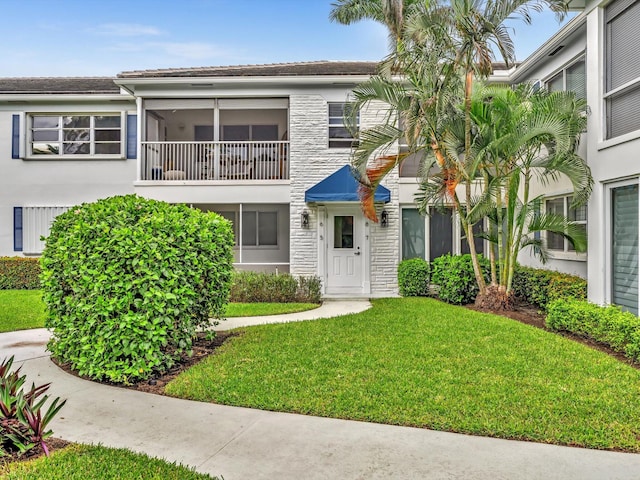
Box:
[605,178,640,312]
[603,0,640,141]
[544,54,586,99]
[544,195,587,261]
[328,102,359,149]
[401,206,427,260]
[27,112,125,159]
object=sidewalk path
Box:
[3,300,640,480]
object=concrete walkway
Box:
[3,300,640,479]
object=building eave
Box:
[114,75,377,92]
[0,93,134,104]
[505,12,587,83]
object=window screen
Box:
[429,207,453,261]
[402,209,425,260]
[258,212,278,246]
[242,211,257,246]
[611,184,639,315]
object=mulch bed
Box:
[469,300,640,369]
[0,437,71,467]
[131,331,238,395]
[52,331,239,397]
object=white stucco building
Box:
[3,0,640,309]
[0,62,400,297]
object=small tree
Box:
[41,195,234,383]
[471,84,591,308]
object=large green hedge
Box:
[512,266,587,310]
[397,258,430,297]
[0,257,41,289]
[41,195,234,383]
[229,271,322,303]
[546,299,640,362]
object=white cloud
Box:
[93,23,163,37]
[106,41,235,61]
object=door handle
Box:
[354,247,361,256]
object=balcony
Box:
[140,141,289,181]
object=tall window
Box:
[546,57,586,99]
[30,114,122,156]
[328,102,358,148]
[605,0,640,139]
[401,209,425,260]
[611,184,639,314]
[545,196,587,253]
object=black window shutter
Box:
[12,115,20,159]
[13,207,23,251]
[126,114,137,159]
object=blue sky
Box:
[1,0,575,77]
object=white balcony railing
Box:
[141,141,289,181]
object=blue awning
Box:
[305,165,391,203]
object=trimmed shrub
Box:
[546,299,640,362]
[230,271,322,303]
[0,257,41,290]
[512,266,587,310]
[431,254,489,305]
[296,275,323,304]
[398,258,430,297]
[41,195,234,384]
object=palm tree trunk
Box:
[484,170,498,284]
[507,167,531,293]
[462,69,487,296]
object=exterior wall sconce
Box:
[380,210,389,228]
[301,210,310,228]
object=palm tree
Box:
[464,83,591,307]
[329,0,422,53]
[331,0,570,301]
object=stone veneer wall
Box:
[288,94,399,296]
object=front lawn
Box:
[166,297,640,452]
[0,444,218,479]
[225,302,318,317]
[0,289,317,332]
[0,290,46,332]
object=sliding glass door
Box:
[610,183,639,314]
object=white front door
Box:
[325,209,365,294]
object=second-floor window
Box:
[546,57,585,99]
[605,0,640,139]
[328,102,359,149]
[545,196,587,254]
[30,114,122,156]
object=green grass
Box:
[225,302,319,317]
[0,289,317,332]
[0,290,46,333]
[0,444,218,479]
[166,297,640,452]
